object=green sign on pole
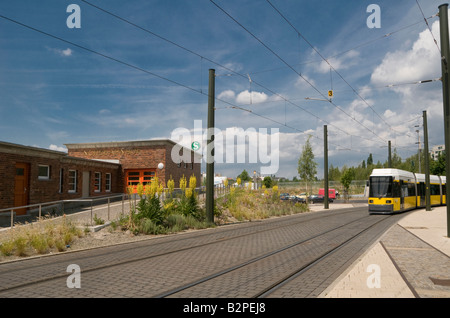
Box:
[191,141,200,151]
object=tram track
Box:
[0,207,398,298]
[0,207,357,274]
[156,213,393,298]
[0,208,359,293]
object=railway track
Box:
[0,207,405,298]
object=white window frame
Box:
[68,170,77,193]
[38,165,50,180]
[94,172,101,193]
[105,173,111,192]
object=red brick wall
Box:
[0,150,120,211]
[164,144,201,188]
[67,143,201,189]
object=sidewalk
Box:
[318,205,450,298]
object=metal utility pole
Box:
[423,110,431,211]
[206,69,215,224]
[439,3,450,237]
[388,140,392,168]
[415,127,422,173]
[324,125,329,209]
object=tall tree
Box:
[298,136,318,193]
[340,167,355,201]
[237,169,251,181]
[367,153,373,166]
[430,152,446,175]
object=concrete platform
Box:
[318,205,450,298]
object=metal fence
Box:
[0,186,231,229]
[0,194,131,229]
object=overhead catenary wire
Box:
[0,12,358,154]
[0,7,417,161]
[80,0,384,146]
[416,0,441,54]
[265,0,397,138]
[248,14,436,76]
[210,0,388,145]
[265,0,442,152]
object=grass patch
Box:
[214,186,310,223]
[0,216,83,259]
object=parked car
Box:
[293,195,306,203]
[280,193,290,200]
[308,194,333,204]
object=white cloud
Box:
[47,47,73,57]
[217,89,269,105]
[60,48,73,56]
[316,50,360,74]
[217,90,235,100]
[49,144,68,152]
[371,20,441,86]
[236,90,269,104]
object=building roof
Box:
[0,140,120,168]
[64,139,178,149]
[65,139,203,160]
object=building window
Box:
[68,170,77,193]
[105,173,111,192]
[94,172,101,192]
[38,165,50,180]
[126,169,156,193]
[59,168,64,193]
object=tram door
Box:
[419,183,425,207]
[400,181,407,210]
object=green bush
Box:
[0,241,14,256]
[136,196,164,225]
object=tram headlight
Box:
[386,200,392,204]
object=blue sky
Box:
[0,0,447,179]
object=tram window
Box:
[392,182,401,197]
[369,176,393,197]
[431,184,440,195]
[417,183,425,197]
[407,182,416,196]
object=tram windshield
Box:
[369,176,393,197]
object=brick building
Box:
[65,139,201,192]
[0,139,201,215]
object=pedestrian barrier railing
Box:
[0,186,232,229]
[0,193,130,229]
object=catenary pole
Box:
[388,140,392,168]
[423,110,431,211]
[324,125,329,209]
[206,69,215,224]
[439,4,450,237]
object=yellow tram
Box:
[368,168,446,214]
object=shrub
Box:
[0,241,14,256]
[93,214,105,225]
[30,235,48,254]
[14,237,27,256]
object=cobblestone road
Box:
[0,207,402,298]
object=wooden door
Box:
[82,171,90,198]
[14,163,29,215]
